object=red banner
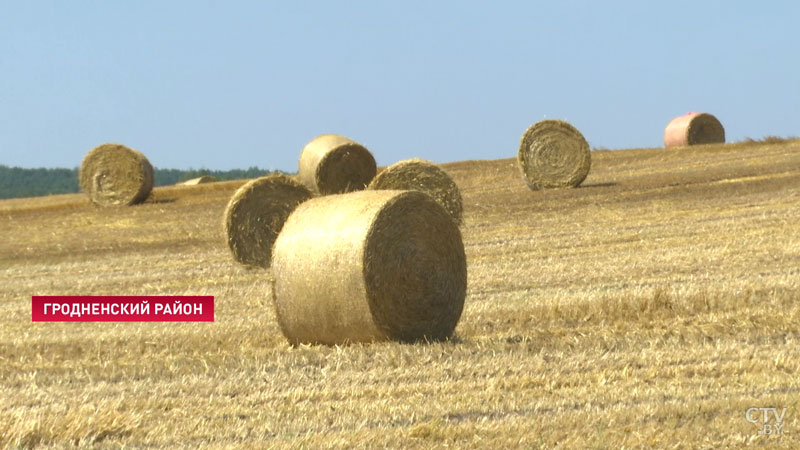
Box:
[31,296,214,322]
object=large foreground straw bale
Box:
[517,120,591,190]
[368,158,463,225]
[664,112,726,148]
[298,134,377,195]
[271,190,467,345]
[79,143,154,206]
[224,174,312,268]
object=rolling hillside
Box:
[1,140,799,448]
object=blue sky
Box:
[1,1,798,171]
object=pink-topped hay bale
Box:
[298,134,377,195]
[271,190,467,345]
[664,112,725,148]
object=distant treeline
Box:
[0,165,282,199]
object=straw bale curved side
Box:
[298,134,377,195]
[79,143,154,206]
[367,158,463,225]
[517,120,591,190]
[223,174,312,268]
[271,190,467,345]
[664,112,725,148]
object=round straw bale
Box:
[368,158,463,225]
[298,134,377,195]
[517,120,591,190]
[180,175,218,185]
[79,143,154,206]
[664,112,725,148]
[271,190,467,345]
[223,174,312,268]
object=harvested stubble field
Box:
[1,139,799,448]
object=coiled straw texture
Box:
[79,143,154,206]
[224,174,312,268]
[517,120,591,190]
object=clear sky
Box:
[1,1,798,171]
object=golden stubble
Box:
[1,139,799,448]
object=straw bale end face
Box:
[664,112,725,148]
[271,190,467,345]
[367,158,464,226]
[79,143,154,206]
[517,120,591,190]
[298,134,377,195]
[223,174,312,268]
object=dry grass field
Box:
[1,139,799,448]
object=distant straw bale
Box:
[271,190,467,345]
[517,120,591,190]
[298,134,377,195]
[664,112,725,148]
[223,174,312,268]
[79,143,154,206]
[180,176,218,185]
[368,158,463,225]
